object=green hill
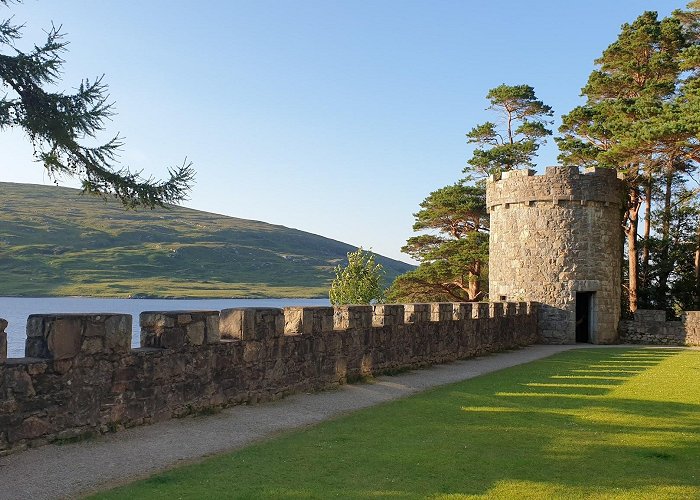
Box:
[0,182,413,298]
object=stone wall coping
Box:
[4,357,47,365]
[487,165,624,183]
[140,310,220,315]
[26,312,123,318]
[1,302,540,362]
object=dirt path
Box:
[0,345,586,499]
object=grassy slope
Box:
[0,182,413,298]
[94,348,700,499]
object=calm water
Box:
[0,297,330,358]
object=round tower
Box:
[486,166,625,344]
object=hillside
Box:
[0,182,413,298]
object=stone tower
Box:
[486,166,624,344]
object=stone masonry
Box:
[0,302,538,455]
[487,166,625,344]
[619,309,700,346]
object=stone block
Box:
[220,308,283,340]
[284,307,334,335]
[333,306,372,330]
[489,302,505,318]
[372,305,404,327]
[206,314,221,344]
[25,314,132,359]
[141,310,218,347]
[634,309,666,322]
[404,304,431,323]
[431,303,453,322]
[453,303,473,320]
[474,303,490,319]
[0,318,6,361]
[105,315,132,352]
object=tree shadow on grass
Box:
[95,348,700,500]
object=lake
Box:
[0,297,330,358]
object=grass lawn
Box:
[92,348,700,499]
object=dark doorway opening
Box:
[576,292,594,343]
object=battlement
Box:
[0,302,538,454]
[486,166,625,211]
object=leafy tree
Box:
[0,0,194,208]
[465,84,553,178]
[329,248,385,305]
[387,183,488,302]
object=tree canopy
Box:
[465,84,553,178]
[329,248,385,305]
[388,183,488,302]
[557,3,700,314]
[0,0,194,208]
[389,85,551,303]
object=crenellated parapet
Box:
[0,302,538,454]
[486,166,624,212]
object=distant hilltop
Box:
[0,182,413,298]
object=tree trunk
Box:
[656,171,674,310]
[468,260,482,301]
[626,187,641,313]
[641,176,652,289]
[695,223,700,309]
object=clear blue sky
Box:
[0,0,683,263]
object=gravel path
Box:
[0,344,585,499]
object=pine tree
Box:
[387,183,488,302]
[465,84,553,179]
[0,1,194,208]
[557,9,696,313]
[389,85,551,303]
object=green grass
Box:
[0,182,413,297]
[92,348,700,499]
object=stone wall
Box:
[619,309,700,346]
[0,302,538,455]
[486,166,625,344]
[0,318,6,361]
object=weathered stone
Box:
[431,303,453,322]
[487,166,624,344]
[186,321,205,345]
[105,315,132,353]
[81,337,104,355]
[333,306,372,330]
[372,305,404,327]
[177,314,193,325]
[619,309,700,346]
[10,416,51,441]
[47,318,82,360]
[0,318,6,361]
[284,307,334,335]
[26,316,44,338]
[7,369,35,396]
[0,304,538,455]
[141,311,217,348]
[220,308,283,340]
[205,314,220,344]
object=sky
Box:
[0,0,685,264]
